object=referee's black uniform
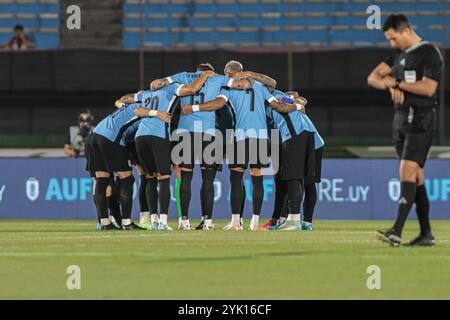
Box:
[385,41,443,167]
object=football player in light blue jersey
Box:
[181,61,298,231]
[123,70,215,230]
[172,65,250,231]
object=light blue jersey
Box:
[271,90,324,149]
[218,81,276,141]
[135,83,182,140]
[93,103,141,144]
[177,75,233,135]
[120,120,140,147]
[167,71,202,85]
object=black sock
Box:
[393,181,417,236]
[107,194,122,225]
[251,175,264,216]
[272,177,287,223]
[93,194,100,223]
[415,184,432,236]
[180,171,193,220]
[145,177,158,214]
[230,170,245,215]
[158,178,171,215]
[201,169,217,219]
[287,179,303,216]
[139,175,149,213]
[118,175,135,220]
[240,183,246,219]
[94,177,110,220]
[303,182,317,223]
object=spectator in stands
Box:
[2,24,35,50]
[64,110,95,157]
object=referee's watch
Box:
[395,79,402,89]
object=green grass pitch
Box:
[0,220,449,299]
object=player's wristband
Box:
[192,105,200,112]
[295,103,303,111]
[148,110,158,117]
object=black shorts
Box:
[393,107,435,168]
[305,147,323,184]
[172,131,222,170]
[280,131,315,181]
[85,133,131,174]
[228,138,271,169]
[135,135,172,175]
[84,133,95,177]
[126,142,140,166]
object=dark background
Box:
[0,48,448,146]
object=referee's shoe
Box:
[376,229,401,247]
[406,234,435,247]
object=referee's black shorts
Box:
[393,107,435,168]
[135,135,172,176]
[85,133,131,174]
[172,131,222,170]
[279,131,315,181]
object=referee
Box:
[367,14,444,247]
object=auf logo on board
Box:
[388,178,450,202]
[26,177,93,202]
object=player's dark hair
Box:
[14,24,24,31]
[197,63,214,72]
[383,14,411,32]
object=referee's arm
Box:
[367,62,392,90]
[396,77,438,97]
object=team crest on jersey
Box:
[26,178,39,201]
[388,179,400,201]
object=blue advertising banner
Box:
[0,158,449,220]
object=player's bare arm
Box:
[181,96,227,115]
[235,71,277,90]
[367,62,392,90]
[178,70,216,96]
[269,100,297,114]
[115,91,144,107]
[384,75,438,97]
[229,78,252,90]
[133,106,171,123]
[150,78,170,90]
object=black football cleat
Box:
[376,229,401,247]
[122,222,146,231]
[100,223,118,231]
[195,219,205,230]
[407,234,435,247]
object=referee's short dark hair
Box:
[383,14,411,32]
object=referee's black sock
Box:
[393,181,417,236]
[415,184,432,236]
[107,194,122,226]
[158,178,171,215]
[139,175,149,213]
[303,182,317,223]
[230,170,245,215]
[118,175,135,221]
[251,175,264,216]
[201,169,217,219]
[94,177,110,220]
[272,177,287,223]
[180,171,193,220]
[145,177,158,214]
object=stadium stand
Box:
[0,0,59,49]
[123,0,449,49]
[0,0,447,49]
